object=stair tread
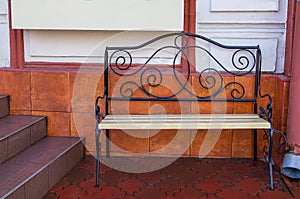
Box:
[0,115,46,140]
[0,136,83,198]
[0,95,9,119]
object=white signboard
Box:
[11,0,184,31]
[211,0,279,12]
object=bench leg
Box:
[95,126,101,187]
[254,129,258,161]
[106,129,110,157]
[263,127,275,190]
[82,137,87,159]
[268,128,274,190]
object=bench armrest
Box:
[95,96,105,123]
[258,92,272,124]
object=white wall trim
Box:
[0,0,10,68]
[211,0,279,12]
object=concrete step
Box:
[0,136,84,199]
[0,115,47,164]
[0,95,9,119]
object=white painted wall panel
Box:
[198,0,287,23]
[12,0,184,31]
[0,0,8,14]
[197,0,288,73]
[24,30,178,63]
[211,0,279,12]
[0,0,10,68]
[209,38,277,72]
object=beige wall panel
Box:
[12,0,184,31]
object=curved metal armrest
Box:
[95,96,105,123]
[258,92,273,123]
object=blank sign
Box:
[11,0,184,31]
[211,0,279,12]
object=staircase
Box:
[0,95,85,199]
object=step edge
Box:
[0,137,84,199]
[0,95,10,119]
[0,116,47,141]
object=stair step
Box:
[0,115,47,164]
[0,136,84,199]
[0,95,9,119]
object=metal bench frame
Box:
[95,32,280,190]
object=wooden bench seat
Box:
[99,114,270,130]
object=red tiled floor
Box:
[45,156,297,199]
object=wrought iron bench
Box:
[95,32,276,189]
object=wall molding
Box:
[211,0,279,12]
[0,14,7,24]
[196,0,288,73]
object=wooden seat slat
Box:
[105,114,260,119]
[101,119,267,123]
[98,115,270,129]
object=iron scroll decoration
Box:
[259,90,289,168]
[106,32,258,101]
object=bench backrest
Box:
[103,32,262,114]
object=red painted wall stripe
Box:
[287,1,300,154]
[182,0,196,72]
[284,0,297,76]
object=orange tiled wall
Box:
[0,69,290,158]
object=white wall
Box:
[22,0,288,73]
[23,30,176,64]
[0,0,10,68]
[196,0,288,73]
[12,0,183,31]
[20,0,184,64]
